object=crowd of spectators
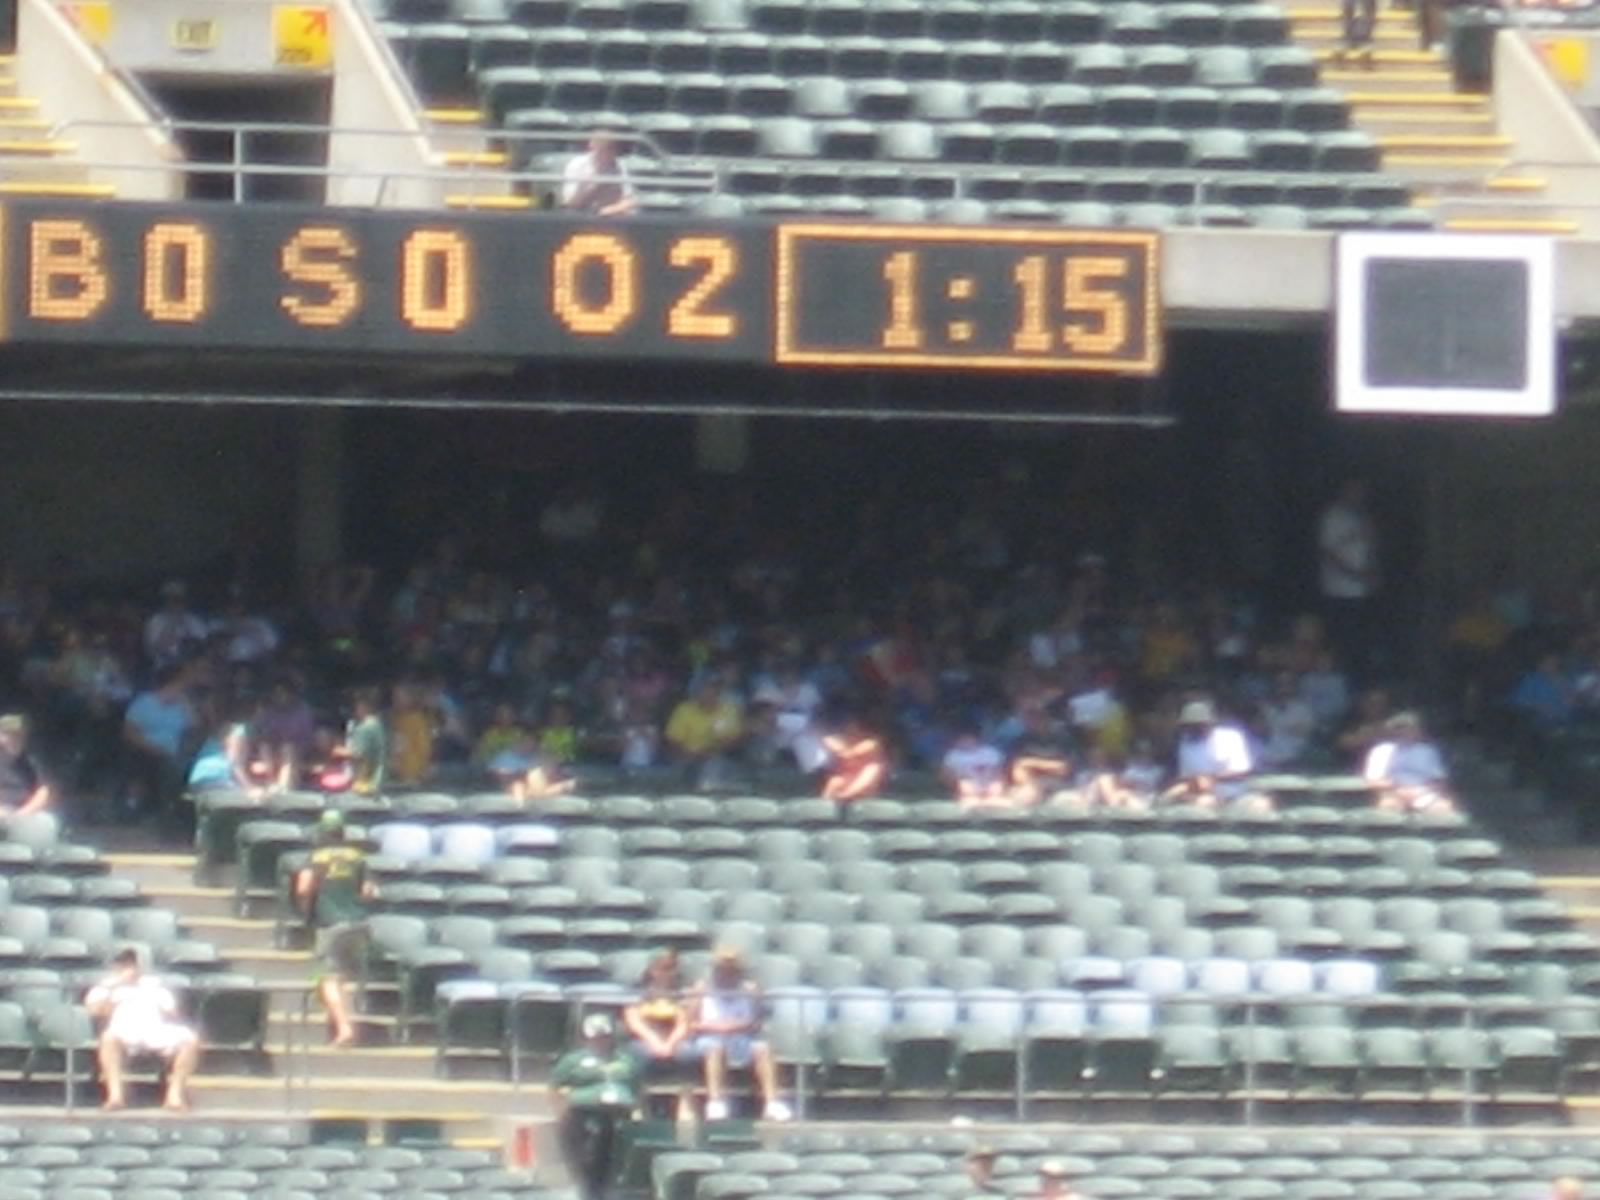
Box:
[0,474,1525,825]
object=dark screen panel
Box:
[1364,257,1528,391]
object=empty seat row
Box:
[486,76,1348,129]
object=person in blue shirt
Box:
[122,664,195,822]
[186,704,256,795]
[1511,653,1574,731]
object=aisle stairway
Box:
[1284,1,1578,232]
[103,851,555,1144]
[0,52,114,199]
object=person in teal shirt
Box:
[552,1013,641,1200]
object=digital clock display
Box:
[776,223,1161,373]
[0,200,1163,377]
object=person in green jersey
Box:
[553,1013,642,1200]
[293,810,373,1047]
[335,688,387,796]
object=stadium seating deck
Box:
[201,781,1598,1116]
[365,0,1427,226]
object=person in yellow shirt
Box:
[473,703,529,768]
[665,680,744,788]
[388,683,435,786]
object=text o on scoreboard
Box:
[0,200,1162,374]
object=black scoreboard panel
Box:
[0,200,1161,375]
[777,224,1160,373]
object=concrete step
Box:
[1323,67,1458,93]
[1293,22,1419,42]
[1285,5,1417,23]
[1383,153,1511,179]
[1359,110,1501,135]
[190,1072,550,1132]
[1315,47,1442,65]
[442,148,507,168]
[1348,90,1490,109]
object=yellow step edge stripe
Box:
[425,107,485,124]
[0,98,39,109]
[0,139,74,154]
[1385,152,1509,166]
[1360,111,1500,123]
[1540,875,1600,887]
[1443,217,1579,233]
[1378,134,1512,148]
[0,181,114,196]
[1325,69,1453,82]
[1486,176,1547,193]
[102,852,196,867]
[443,149,509,167]
[445,193,531,209]
[1347,93,1489,106]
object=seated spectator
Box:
[754,663,827,773]
[561,133,637,216]
[1363,711,1455,813]
[86,947,201,1111]
[1299,648,1351,730]
[186,704,257,796]
[1511,652,1574,731]
[1007,725,1073,808]
[692,947,791,1122]
[665,679,744,789]
[211,588,280,666]
[942,727,1008,807]
[538,698,581,765]
[143,580,206,673]
[254,677,315,792]
[1162,699,1270,811]
[0,714,51,816]
[1260,671,1316,768]
[624,948,699,1105]
[966,1145,1003,1194]
[820,716,888,810]
[388,683,435,786]
[1336,686,1394,762]
[1036,1160,1080,1200]
[475,702,531,768]
[122,664,195,820]
[512,747,577,803]
[1073,741,1165,810]
[335,688,387,795]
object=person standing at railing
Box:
[562,133,638,216]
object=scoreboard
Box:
[0,200,1162,375]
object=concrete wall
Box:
[0,403,298,580]
[326,0,466,208]
[1493,30,1600,228]
[16,0,180,201]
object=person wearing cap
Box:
[0,715,51,816]
[1161,699,1270,812]
[691,947,791,1121]
[85,947,201,1111]
[965,1145,1004,1193]
[293,810,374,1047]
[1036,1159,1080,1200]
[1363,711,1455,813]
[552,1012,643,1200]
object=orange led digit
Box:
[401,230,470,333]
[551,233,637,336]
[280,226,360,328]
[29,218,108,321]
[1063,256,1129,356]
[879,250,922,350]
[667,236,737,339]
[142,222,209,323]
[1011,255,1051,353]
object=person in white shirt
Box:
[561,134,637,216]
[1363,711,1454,813]
[942,729,1008,807]
[85,948,201,1111]
[1318,479,1381,675]
[1162,699,1271,811]
[143,581,207,673]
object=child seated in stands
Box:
[1363,710,1455,813]
[942,727,1009,808]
